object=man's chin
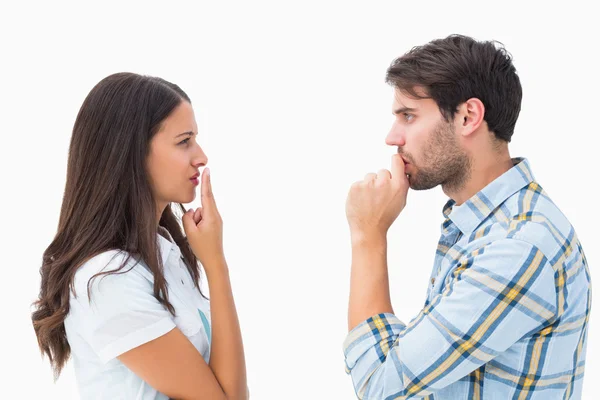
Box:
[408,176,440,191]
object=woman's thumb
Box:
[182,208,196,233]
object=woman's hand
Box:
[182,168,225,268]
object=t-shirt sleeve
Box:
[70,251,176,363]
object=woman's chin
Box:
[169,193,195,206]
[185,191,197,203]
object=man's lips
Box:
[398,155,411,177]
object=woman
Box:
[31,73,248,399]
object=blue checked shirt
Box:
[343,158,591,399]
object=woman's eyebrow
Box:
[175,131,194,138]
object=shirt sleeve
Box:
[343,238,558,399]
[70,251,176,363]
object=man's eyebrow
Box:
[393,107,417,115]
[175,131,194,138]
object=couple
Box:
[31,35,591,399]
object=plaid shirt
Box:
[343,158,591,399]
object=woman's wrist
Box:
[202,255,228,275]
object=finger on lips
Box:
[391,154,405,179]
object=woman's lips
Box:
[190,172,200,186]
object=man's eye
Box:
[404,113,414,121]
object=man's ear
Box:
[456,98,485,137]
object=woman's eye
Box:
[178,138,191,145]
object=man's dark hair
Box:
[386,34,522,142]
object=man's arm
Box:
[348,235,393,331]
[345,154,408,331]
[344,238,558,399]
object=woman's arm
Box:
[205,257,247,399]
[184,167,247,398]
[119,168,247,399]
[118,328,230,400]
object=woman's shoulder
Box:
[72,250,152,299]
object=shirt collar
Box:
[157,226,177,266]
[442,157,535,235]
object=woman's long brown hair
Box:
[31,72,204,380]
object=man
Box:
[344,35,591,399]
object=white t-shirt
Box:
[64,228,211,399]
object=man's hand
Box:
[345,154,409,244]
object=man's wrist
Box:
[350,229,387,249]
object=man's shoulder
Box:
[488,182,581,262]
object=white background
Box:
[1,1,597,398]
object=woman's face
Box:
[147,101,208,212]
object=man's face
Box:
[385,88,470,192]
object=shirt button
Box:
[181,279,185,285]
[431,278,435,285]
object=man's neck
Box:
[444,153,514,206]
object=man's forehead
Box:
[392,87,433,110]
[392,90,417,110]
